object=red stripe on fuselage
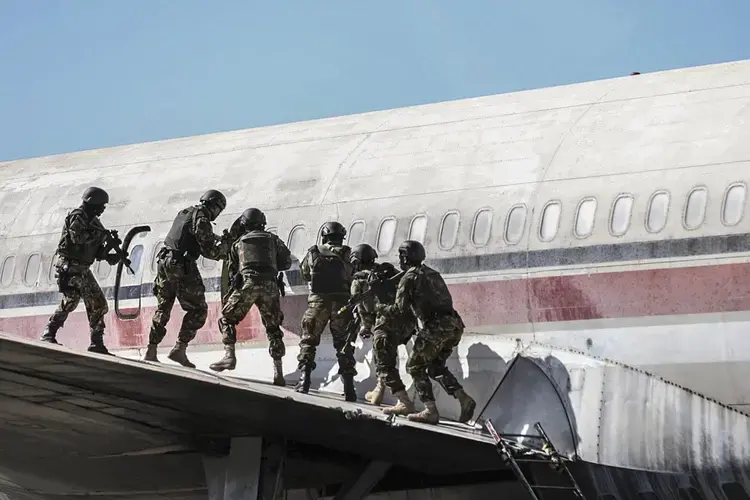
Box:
[1,261,749,351]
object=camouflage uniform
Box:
[146,204,226,367]
[381,264,476,424]
[41,206,116,354]
[209,228,292,385]
[351,262,416,405]
[296,243,356,387]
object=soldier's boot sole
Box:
[407,403,440,425]
[209,359,236,372]
[272,360,285,386]
[41,337,61,345]
[168,345,196,369]
[143,344,159,362]
[87,345,114,356]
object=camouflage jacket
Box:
[382,264,453,325]
[193,205,226,261]
[56,207,109,267]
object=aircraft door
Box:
[114,225,152,320]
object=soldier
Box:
[295,221,357,401]
[41,187,123,354]
[378,240,477,425]
[209,208,292,386]
[143,189,228,368]
[349,244,417,408]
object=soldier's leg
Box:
[329,300,357,402]
[41,271,83,344]
[403,333,441,424]
[426,320,476,423]
[295,299,329,394]
[209,286,254,372]
[168,266,207,368]
[80,270,111,355]
[369,328,405,406]
[145,264,178,361]
[255,280,286,386]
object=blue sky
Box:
[1,0,749,161]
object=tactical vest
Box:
[238,230,277,273]
[309,244,350,295]
[164,206,201,260]
[56,208,102,266]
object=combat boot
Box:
[40,326,60,345]
[209,345,236,372]
[382,390,415,416]
[454,388,477,423]
[407,401,440,425]
[365,378,385,406]
[168,341,195,368]
[87,331,112,356]
[342,374,357,402]
[295,368,311,394]
[272,359,285,386]
[143,343,159,362]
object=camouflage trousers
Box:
[297,297,356,376]
[46,262,108,342]
[372,317,416,394]
[219,275,285,360]
[148,256,207,345]
[406,312,465,403]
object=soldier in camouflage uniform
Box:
[378,240,477,425]
[143,189,228,368]
[349,244,417,408]
[41,187,124,354]
[209,208,292,385]
[295,221,357,401]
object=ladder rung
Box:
[514,458,560,463]
[500,433,544,439]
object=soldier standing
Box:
[378,240,477,425]
[209,208,292,386]
[349,244,417,408]
[41,187,123,354]
[295,221,357,401]
[143,189,228,368]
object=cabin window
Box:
[722,483,750,500]
[48,254,60,282]
[348,221,365,246]
[574,198,597,238]
[409,215,428,244]
[539,201,561,241]
[722,183,746,227]
[1,256,15,287]
[610,195,633,236]
[96,261,111,280]
[439,211,460,250]
[376,217,397,254]
[316,224,327,245]
[646,191,669,233]
[471,208,493,247]
[23,253,41,287]
[129,245,144,273]
[684,186,708,230]
[200,256,217,271]
[505,204,526,244]
[266,227,278,235]
[288,225,307,260]
[151,240,165,272]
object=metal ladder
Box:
[483,419,587,500]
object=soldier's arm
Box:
[275,236,293,272]
[193,210,223,260]
[300,251,312,282]
[350,279,375,331]
[384,272,416,316]
[228,241,239,277]
[68,214,104,246]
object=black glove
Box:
[359,327,372,340]
[105,253,120,266]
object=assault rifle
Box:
[102,229,134,274]
[337,269,405,357]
